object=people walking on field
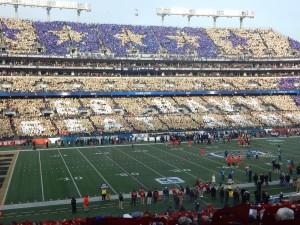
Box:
[71,197,77,213]
[231,157,236,167]
[139,187,145,205]
[83,195,89,212]
[237,156,241,167]
[221,168,225,181]
[101,188,107,200]
[147,189,152,204]
[296,178,300,193]
[131,189,137,206]
[163,186,169,202]
[153,189,159,203]
[119,192,124,209]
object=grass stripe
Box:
[150,144,243,183]
[97,147,148,190]
[75,148,118,195]
[57,149,82,197]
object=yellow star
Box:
[114,28,146,46]
[167,31,200,48]
[49,25,87,45]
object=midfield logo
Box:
[205,150,267,158]
[155,177,184,184]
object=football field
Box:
[1,136,299,206]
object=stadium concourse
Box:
[1,17,300,224]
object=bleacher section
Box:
[0,95,299,138]
[1,18,300,57]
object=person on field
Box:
[71,197,77,213]
[83,195,89,212]
[131,189,137,206]
[139,187,145,205]
[119,192,124,209]
[101,188,107,200]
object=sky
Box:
[1,0,300,41]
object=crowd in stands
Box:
[0,118,14,138]
[1,18,300,58]
[0,95,299,138]
[2,57,300,70]
[0,76,300,92]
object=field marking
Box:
[135,147,198,179]
[38,150,45,202]
[57,149,82,198]
[150,145,243,184]
[187,146,262,175]
[113,147,182,187]
[2,151,19,206]
[96,148,148,190]
[190,144,270,173]
[113,146,210,205]
[75,148,118,195]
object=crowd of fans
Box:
[0,76,300,92]
[0,95,299,138]
[1,18,300,57]
[2,57,300,71]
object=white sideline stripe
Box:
[2,151,19,205]
[57,149,82,198]
[150,145,242,184]
[76,148,118,195]
[97,148,148,190]
[38,150,45,202]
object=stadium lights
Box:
[0,0,91,22]
[156,8,254,28]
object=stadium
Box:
[0,0,300,224]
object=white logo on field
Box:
[155,177,184,184]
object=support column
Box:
[77,9,82,23]
[46,7,51,22]
[188,16,192,27]
[240,17,244,29]
[14,5,18,19]
[213,16,218,28]
[161,15,166,26]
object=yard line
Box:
[2,151,19,206]
[97,148,148,190]
[149,145,244,183]
[57,149,82,198]
[113,147,178,184]
[38,150,45,202]
[114,147,210,205]
[76,148,118,195]
[179,145,264,174]
[134,146,198,179]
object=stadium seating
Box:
[0,94,299,137]
[1,18,300,57]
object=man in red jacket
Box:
[131,190,137,206]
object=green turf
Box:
[1,136,300,223]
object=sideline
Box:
[1,179,284,210]
[1,135,299,153]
